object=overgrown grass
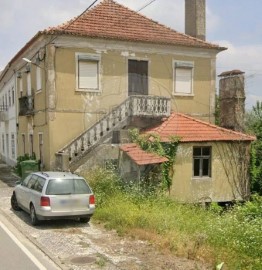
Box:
[82,168,262,270]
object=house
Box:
[0,73,17,166]
[119,113,255,202]
[0,0,226,170]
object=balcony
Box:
[19,96,34,116]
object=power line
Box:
[46,0,99,46]
[137,0,157,12]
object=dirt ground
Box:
[0,162,212,270]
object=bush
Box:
[86,167,262,269]
[80,167,122,206]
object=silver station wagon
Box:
[11,171,95,225]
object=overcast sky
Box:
[1,0,261,110]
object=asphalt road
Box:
[0,220,40,270]
[0,212,60,270]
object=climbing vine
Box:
[129,128,180,193]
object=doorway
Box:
[128,60,148,96]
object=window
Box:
[29,134,33,157]
[22,175,32,187]
[33,176,45,193]
[27,72,31,96]
[38,133,43,166]
[173,61,194,95]
[11,133,15,159]
[36,66,42,91]
[46,179,91,195]
[76,53,100,91]
[22,134,26,155]
[8,90,11,107]
[2,134,4,153]
[6,134,9,158]
[193,146,211,177]
[12,87,15,105]
[19,78,23,97]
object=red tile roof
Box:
[120,143,168,165]
[43,0,226,51]
[143,113,256,142]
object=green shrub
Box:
[80,167,122,206]
[87,167,262,269]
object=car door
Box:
[29,176,46,214]
[15,175,32,210]
[22,175,38,211]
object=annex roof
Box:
[120,143,168,166]
[43,0,225,50]
[144,113,256,142]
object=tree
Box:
[246,101,262,195]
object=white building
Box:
[0,71,18,166]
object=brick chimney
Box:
[185,0,206,41]
[218,70,246,132]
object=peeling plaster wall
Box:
[35,37,218,169]
[171,142,247,202]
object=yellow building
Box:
[4,0,225,171]
[120,113,255,202]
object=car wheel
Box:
[11,193,21,211]
[30,204,39,226]
[79,217,90,223]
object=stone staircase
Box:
[55,95,171,171]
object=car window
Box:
[33,176,45,193]
[21,175,32,187]
[27,175,38,189]
[75,179,92,194]
[46,179,91,195]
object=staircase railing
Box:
[55,95,170,170]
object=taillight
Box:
[89,194,95,205]
[40,196,50,207]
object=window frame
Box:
[75,53,101,92]
[193,146,212,178]
[11,133,16,159]
[36,66,42,92]
[173,60,194,96]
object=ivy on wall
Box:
[129,128,180,193]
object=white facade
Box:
[0,73,18,166]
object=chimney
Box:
[185,0,206,40]
[218,70,246,132]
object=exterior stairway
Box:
[55,95,171,171]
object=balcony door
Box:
[128,60,148,96]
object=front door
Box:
[128,60,148,96]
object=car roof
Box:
[32,171,84,179]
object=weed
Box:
[89,168,262,269]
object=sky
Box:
[1,0,262,110]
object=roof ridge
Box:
[44,0,223,49]
[176,112,256,140]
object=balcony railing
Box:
[19,96,34,116]
[56,95,171,170]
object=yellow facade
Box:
[171,142,250,202]
[17,37,218,170]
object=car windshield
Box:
[46,178,92,195]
